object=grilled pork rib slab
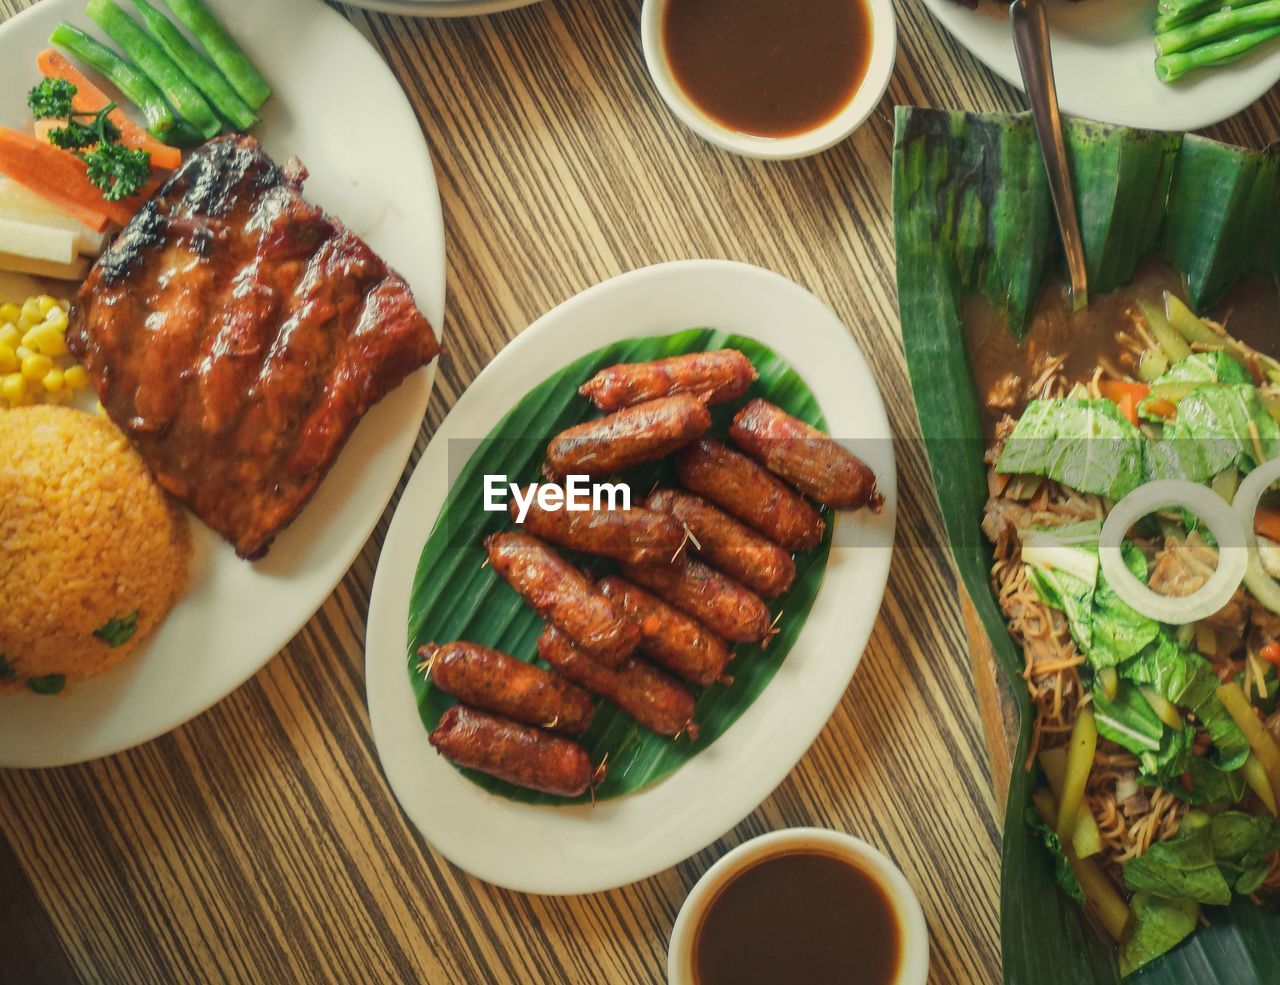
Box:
[67,135,440,558]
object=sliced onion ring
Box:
[1099,479,1247,624]
[1233,457,1280,616]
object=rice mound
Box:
[0,405,191,691]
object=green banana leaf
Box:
[893,106,1280,984]
[406,329,833,806]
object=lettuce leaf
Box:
[1151,385,1280,482]
[1026,808,1085,904]
[1168,757,1247,806]
[1119,893,1201,978]
[1124,637,1251,771]
[1022,524,1158,667]
[996,399,1146,500]
[1152,351,1252,387]
[1091,546,1161,668]
[1123,812,1233,905]
[1210,812,1280,895]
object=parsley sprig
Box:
[26,78,151,202]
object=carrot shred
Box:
[1146,397,1178,419]
[36,49,182,171]
[1260,642,1280,667]
[1097,380,1149,426]
[1255,506,1280,545]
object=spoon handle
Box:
[1010,0,1088,310]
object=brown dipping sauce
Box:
[662,0,873,138]
[692,850,901,985]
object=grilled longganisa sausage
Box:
[730,399,883,512]
[598,576,732,687]
[509,484,685,566]
[646,487,795,598]
[420,641,596,735]
[537,625,699,740]
[485,531,639,666]
[620,556,771,644]
[429,704,601,797]
[675,438,824,551]
[577,349,758,413]
[543,394,711,480]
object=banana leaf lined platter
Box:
[365,259,895,895]
[893,107,1280,984]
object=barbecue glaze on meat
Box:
[67,135,440,558]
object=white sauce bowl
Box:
[667,827,929,985]
[640,0,897,160]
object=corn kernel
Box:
[0,323,19,349]
[33,326,67,358]
[37,295,58,315]
[0,303,19,324]
[0,344,16,374]
[41,367,64,394]
[42,308,68,333]
[20,352,52,382]
[1,373,25,403]
[19,298,41,327]
[63,365,89,390]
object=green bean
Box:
[49,22,175,134]
[1157,0,1280,54]
[85,0,221,139]
[1158,26,1280,80]
[162,0,270,110]
[158,118,204,148]
[1155,0,1266,33]
[129,0,256,131]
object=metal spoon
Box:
[1010,0,1088,310]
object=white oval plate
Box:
[366,260,896,895]
[0,0,445,767]
[923,0,1280,131]
[343,0,543,17]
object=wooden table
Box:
[1,1,1276,982]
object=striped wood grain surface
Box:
[1,0,1277,983]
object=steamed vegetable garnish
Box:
[50,22,174,135]
[130,0,257,131]
[979,289,1280,972]
[24,78,151,203]
[162,0,271,110]
[82,140,152,202]
[26,674,66,695]
[26,77,76,120]
[86,0,221,140]
[36,49,181,170]
[93,611,138,647]
[0,295,91,408]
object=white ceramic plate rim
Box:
[366,260,896,895]
[921,0,1280,131]
[640,0,897,159]
[342,0,542,16]
[0,0,445,767]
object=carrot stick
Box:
[36,48,182,170]
[1255,505,1280,544]
[1098,380,1149,426]
[0,127,137,230]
